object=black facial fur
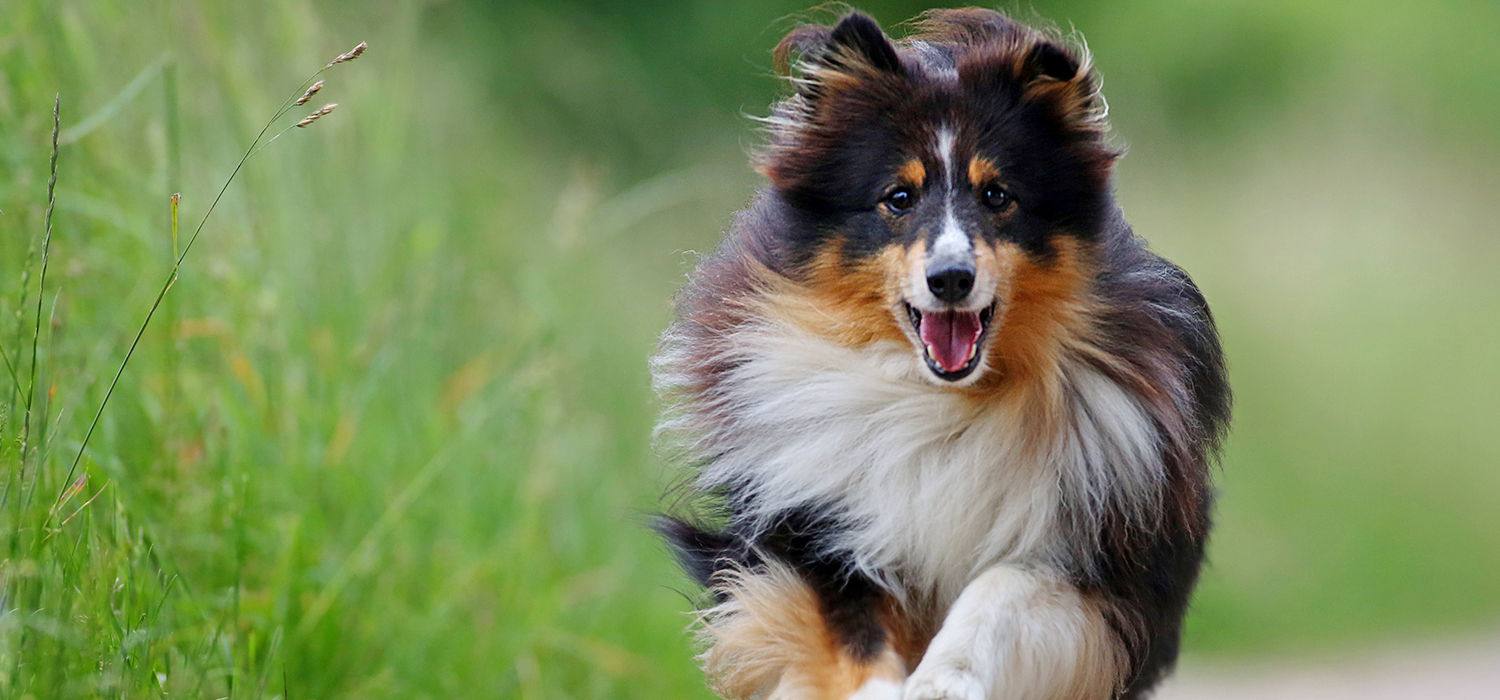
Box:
[759,16,1115,270]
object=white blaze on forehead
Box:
[932,126,971,262]
[935,127,956,187]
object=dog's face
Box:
[758,11,1118,387]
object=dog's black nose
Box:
[927,265,975,304]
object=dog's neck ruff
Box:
[667,317,1166,607]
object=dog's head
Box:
[756,9,1118,387]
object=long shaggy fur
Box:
[698,561,907,700]
[654,8,1230,700]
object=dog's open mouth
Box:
[905,303,995,382]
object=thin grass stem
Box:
[22,95,60,459]
[0,343,20,399]
[53,45,368,516]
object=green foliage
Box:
[1,0,1497,698]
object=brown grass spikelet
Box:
[296,103,338,128]
[295,80,324,106]
[325,41,367,69]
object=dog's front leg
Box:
[902,566,1122,700]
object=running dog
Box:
[654,9,1231,700]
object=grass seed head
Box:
[326,41,367,69]
[296,103,338,128]
[295,80,325,106]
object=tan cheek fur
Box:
[700,562,909,700]
[989,238,1092,375]
[759,239,911,348]
[965,237,1096,441]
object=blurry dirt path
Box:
[1153,633,1500,700]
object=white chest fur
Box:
[687,322,1165,607]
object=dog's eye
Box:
[981,184,1012,211]
[884,187,917,212]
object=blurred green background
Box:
[1,0,1497,698]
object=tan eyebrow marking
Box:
[969,157,1002,188]
[898,159,926,188]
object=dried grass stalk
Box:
[325,41,367,69]
[296,103,338,128]
[295,80,324,106]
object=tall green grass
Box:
[0,2,710,697]
[2,0,1498,698]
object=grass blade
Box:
[54,45,370,511]
[20,94,60,468]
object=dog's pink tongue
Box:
[919,310,983,373]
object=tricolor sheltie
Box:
[653,9,1231,700]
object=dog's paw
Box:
[901,667,985,700]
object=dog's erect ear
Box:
[774,12,904,87]
[827,13,902,74]
[1014,38,1106,135]
[758,13,904,191]
[1023,41,1079,83]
